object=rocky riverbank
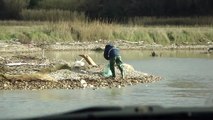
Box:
[0,54,161,90]
[0,40,212,54]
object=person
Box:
[103,43,124,79]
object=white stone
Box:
[80,79,87,88]
[74,59,85,67]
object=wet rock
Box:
[92,47,104,52]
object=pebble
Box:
[4,84,7,87]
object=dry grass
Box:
[0,20,213,45]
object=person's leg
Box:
[115,56,124,79]
[109,57,116,77]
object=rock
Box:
[2,73,57,82]
[122,63,135,72]
[80,79,87,88]
[93,47,104,51]
[74,60,85,67]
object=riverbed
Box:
[0,50,213,119]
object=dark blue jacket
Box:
[104,44,120,60]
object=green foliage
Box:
[17,32,31,44]
[2,0,29,19]
[28,0,41,8]
[1,0,213,23]
[167,32,175,43]
[21,9,86,21]
[35,0,84,11]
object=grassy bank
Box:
[0,20,213,46]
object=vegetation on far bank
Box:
[0,0,213,46]
[1,0,213,22]
[0,20,213,46]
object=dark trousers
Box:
[109,56,124,78]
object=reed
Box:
[0,20,212,46]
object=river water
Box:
[0,50,213,119]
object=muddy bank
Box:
[0,55,161,90]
